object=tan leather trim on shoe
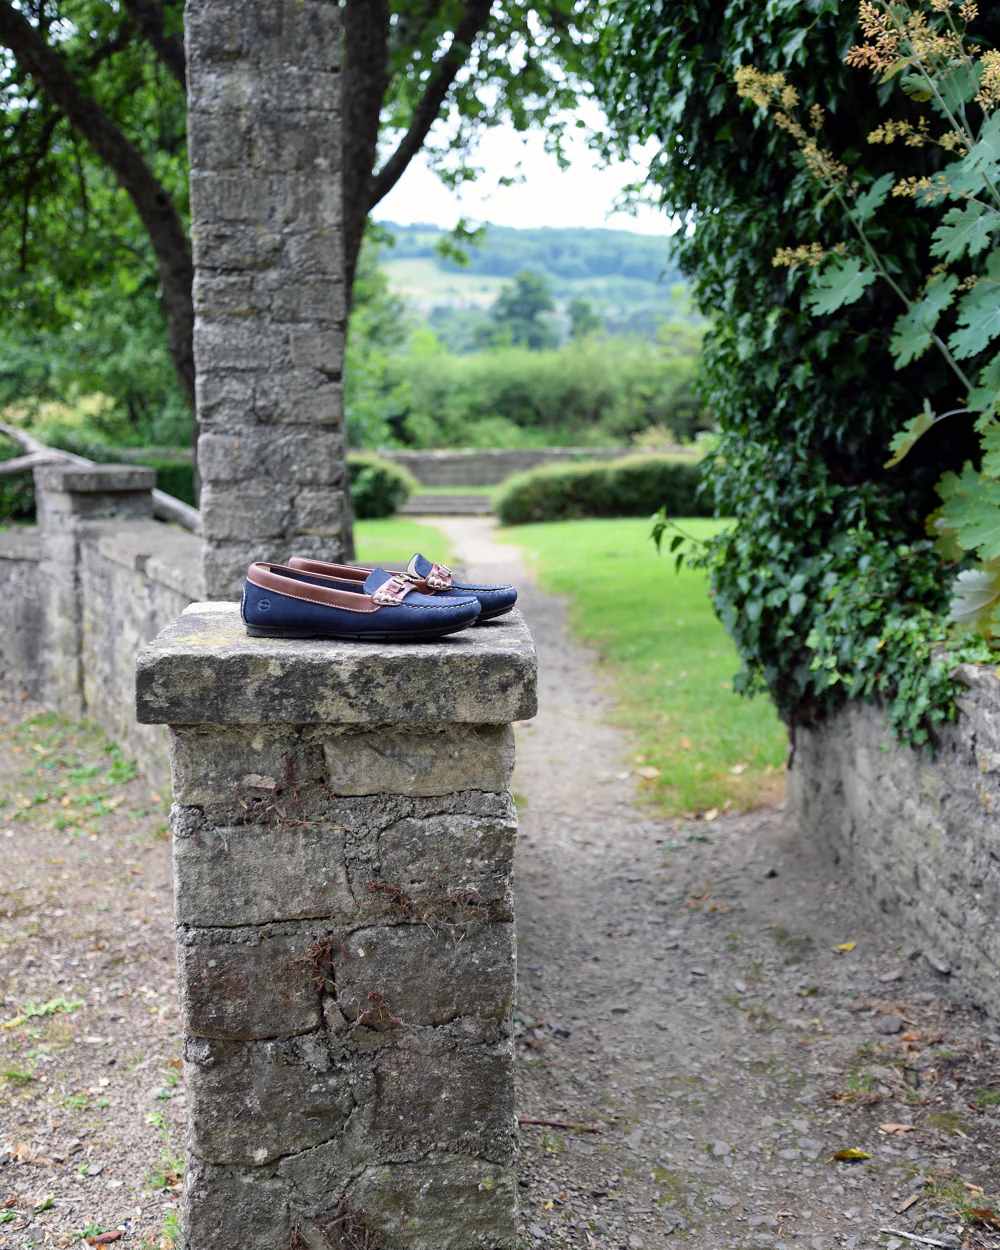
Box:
[247,562,381,614]
[287,556,369,583]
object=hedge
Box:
[495,454,708,525]
[347,453,418,519]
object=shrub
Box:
[348,453,418,519]
[594,0,1000,742]
[0,436,36,522]
[496,454,707,525]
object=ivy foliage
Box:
[595,0,1000,740]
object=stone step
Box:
[399,494,494,516]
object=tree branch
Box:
[120,0,185,86]
[369,0,493,209]
[0,0,194,405]
[342,0,391,298]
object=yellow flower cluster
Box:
[980,50,1000,110]
[868,118,931,147]
[773,243,829,269]
[847,0,964,73]
[736,65,850,188]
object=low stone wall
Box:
[789,664,1000,1017]
[0,465,201,790]
[0,527,46,701]
[382,446,644,487]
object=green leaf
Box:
[949,250,1000,360]
[980,421,1000,478]
[931,202,1000,264]
[934,61,981,117]
[969,357,1000,416]
[938,461,1000,560]
[806,257,877,317]
[949,566,1000,633]
[853,173,895,225]
[885,401,936,468]
[890,274,959,367]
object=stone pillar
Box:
[186,1,351,599]
[34,463,156,716]
[136,603,537,1250]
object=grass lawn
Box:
[353,516,456,567]
[501,517,788,817]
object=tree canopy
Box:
[0,0,599,437]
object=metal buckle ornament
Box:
[372,575,411,606]
[424,562,453,590]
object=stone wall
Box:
[0,465,201,791]
[186,0,352,598]
[789,664,1000,1017]
[137,602,537,1250]
[382,446,646,487]
[0,527,46,701]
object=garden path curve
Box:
[435,515,1000,1250]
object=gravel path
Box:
[2,518,999,1250]
[434,516,1000,1250]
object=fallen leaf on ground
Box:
[832,1148,871,1163]
[834,942,857,953]
[636,767,660,780]
[703,808,719,822]
[967,1209,1000,1228]
[879,1123,916,1135]
[87,1234,123,1246]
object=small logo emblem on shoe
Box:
[258,599,271,612]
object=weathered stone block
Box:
[255,372,343,425]
[173,818,355,927]
[344,1159,519,1250]
[294,488,345,533]
[136,603,538,726]
[199,483,293,541]
[371,1034,515,1159]
[289,327,345,372]
[321,724,515,796]
[170,724,325,806]
[195,317,289,372]
[191,271,257,318]
[178,925,322,1039]
[336,923,515,1028]
[185,1033,361,1165]
[182,1158,291,1250]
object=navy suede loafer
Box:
[287,553,518,623]
[242,562,480,642]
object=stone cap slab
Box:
[136,602,537,726]
[35,463,156,493]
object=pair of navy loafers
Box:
[241,553,517,643]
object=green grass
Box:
[353,517,456,568]
[501,517,788,816]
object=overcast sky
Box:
[374,121,672,236]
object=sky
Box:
[374,121,672,236]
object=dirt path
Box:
[434,516,1000,1250]
[2,520,999,1250]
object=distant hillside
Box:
[375,221,689,341]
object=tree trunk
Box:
[341,0,390,302]
[0,1,195,411]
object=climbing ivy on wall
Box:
[595,0,1000,742]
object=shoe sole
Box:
[244,620,476,643]
[476,604,516,623]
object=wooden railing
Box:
[0,422,201,534]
